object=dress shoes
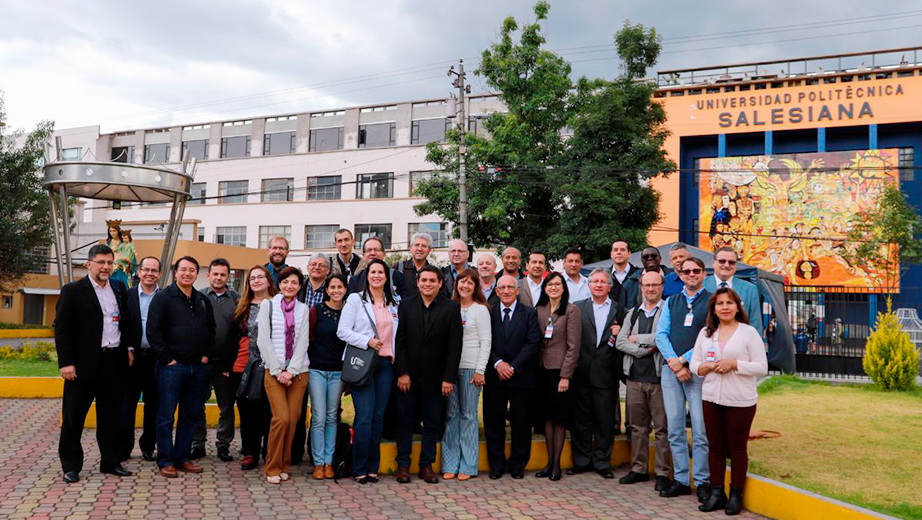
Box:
[63,471,79,483]
[488,471,503,480]
[395,466,411,484]
[659,481,692,498]
[618,471,650,485]
[597,469,615,479]
[240,456,257,471]
[366,474,379,483]
[535,466,552,478]
[418,465,439,484]
[566,465,591,476]
[159,466,179,478]
[312,465,325,480]
[179,461,203,474]
[217,447,233,462]
[725,487,744,516]
[189,447,206,460]
[654,475,671,492]
[548,469,562,481]
[324,465,335,479]
[101,464,133,477]
[510,470,524,479]
[696,483,711,503]
[141,450,156,462]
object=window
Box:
[182,139,209,161]
[411,118,450,144]
[355,224,392,250]
[409,223,449,248]
[218,180,248,204]
[308,176,341,200]
[197,227,205,242]
[221,136,250,158]
[264,131,296,156]
[309,127,344,152]
[266,115,297,122]
[2,296,11,309]
[188,182,207,205]
[261,178,294,202]
[111,146,134,163]
[899,147,915,181]
[222,120,252,127]
[25,246,49,274]
[228,269,245,293]
[356,173,394,199]
[215,226,247,247]
[259,226,291,248]
[358,123,396,148]
[61,148,82,161]
[305,225,339,249]
[360,105,397,113]
[181,124,210,131]
[144,143,171,164]
[409,170,442,196]
[311,110,345,118]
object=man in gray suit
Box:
[517,251,546,307]
[704,247,762,337]
[570,268,624,478]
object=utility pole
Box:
[448,60,470,242]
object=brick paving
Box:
[0,399,768,520]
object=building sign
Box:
[699,149,899,290]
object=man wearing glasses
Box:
[620,246,673,310]
[655,256,711,502]
[704,247,762,336]
[264,236,290,288]
[347,236,404,299]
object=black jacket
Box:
[573,298,625,389]
[347,266,406,300]
[486,303,542,389]
[147,283,216,366]
[609,264,640,305]
[395,294,463,394]
[618,265,673,309]
[54,276,131,380]
[124,285,144,352]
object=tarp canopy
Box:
[583,242,795,373]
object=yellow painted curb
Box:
[739,473,897,520]
[79,402,240,428]
[0,377,63,397]
[0,329,54,338]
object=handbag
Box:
[341,297,381,387]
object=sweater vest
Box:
[270,296,306,365]
[667,290,710,357]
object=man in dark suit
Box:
[476,253,501,307]
[571,268,624,479]
[55,244,133,483]
[609,239,639,304]
[484,275,541,479]
[119,256,162,463]
[620,246,674,310]
[394,266,463,484]
[441,239,471,296]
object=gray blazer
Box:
[616,303,665,378]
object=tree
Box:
[414,5,673,261]
[0,94,55,292]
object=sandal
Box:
[354,475,369,485]
[458,474,472,481]
[266,475,281,484]
[443,473,456,480]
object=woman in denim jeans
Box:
[337,259,398,484]
[307,273,348,479]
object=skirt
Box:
[536,367,571,425]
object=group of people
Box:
[55,229,767,516]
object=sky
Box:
[2,0,921,133]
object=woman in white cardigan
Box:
[690,287,768,515]
[257,267,310,484]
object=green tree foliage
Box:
[863,302,919,391]
[0,94,55,292]
[414,5,673,261]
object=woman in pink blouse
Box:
[690,287,768,516]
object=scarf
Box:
[281,297,296,362]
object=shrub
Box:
[863,304,920,391]
[0,341,56,362]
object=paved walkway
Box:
[0,399,767,520]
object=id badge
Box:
[544,320,554,339]
[112,312,120,324]
[684,312,694,327]
[706,343,718,362]
[461,317,467,329]
[607,335,616,348]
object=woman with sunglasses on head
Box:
[232,265,277,471]
[533,271,581,481]
[690,287,767,515]
[337,258,398,484]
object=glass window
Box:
[182,139,209,161]
[144,143,170,164]
[308,176,341,200]
[356,173,394,199]
[305,225,339,249]
[355,224,392,250]
[309,127,344,152]
[219,180,249,204]
[261,178,294,202]
[408,223,449,248]
[188,182,207,205]
[61,148,82,161]
[3,296,11,309]
[358,122,396,148]
[264,131,296,156]
[899,147,915,181]
[111,146,134,163]
[215,226,247,247]
[221,136,250,158]
[197,226,205,242]
[25,245,50,274]
[411,118,450,144]
[259,226,291,249]
[409,170,442,196]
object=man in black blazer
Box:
[476,253,501,307]
[394,266,463,484]
[55,244,134,483]
[571,268,625,478]
[609,239,639,304]
[483,275,541,479]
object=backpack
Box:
[331,422,353,480]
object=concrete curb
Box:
[0,329,54,339]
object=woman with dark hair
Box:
[441,268,491,481]
[307,273,349,480]
[257,266,311,484]
[336,258,398,484]
[690,287,768,515]
[534,271,581,481]
[232,265,277,471]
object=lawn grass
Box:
[750,376,922,520]
[0,359,60,377]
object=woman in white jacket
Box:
[257,267,310,484]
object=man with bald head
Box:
[499,247,525,280]
[484,275,541,479]
[476,254,501,307]
[441,239,471,295]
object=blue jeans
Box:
[155,362,206,468]
[441,368,482,476]
[350,357,393,476]
[308,369,343,465]
[661,367,709,486]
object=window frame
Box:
[356,172,395,200]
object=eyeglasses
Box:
[716,259,738,265]
[90,260,115,266]
[681,268,703,275]
[641,254,659,260]
[364,247,383,253]
[641,283,663,288]
[268,246,288,252]
[249,275,268,282]
[496,285,518,291]
[544,282,563,288]
[139,268,160,274]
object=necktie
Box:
[503,308,512,335]
[719,281,728,289]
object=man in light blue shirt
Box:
[563,248,591,302]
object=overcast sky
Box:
[2,0,920,133]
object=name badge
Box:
[684,312,694,327]
[112,312,120,323]
[461,317,467,329]
[544,319,554,339]
[706,342,719,362]
[607,335,616,348]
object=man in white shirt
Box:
[609,239,639,303]
[476,254,500,306]
[704,247,763,336]
[563,248,591,302]
[518,251,546,307]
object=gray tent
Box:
[583,242,795,373]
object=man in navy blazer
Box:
[483,275,541,480]
[704,247,763,337]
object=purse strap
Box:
[361,295,381,340]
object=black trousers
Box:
[570,382,618,470]
[192,366,237,451]
[59,350,126,473]
[395,386,443,468]
[483,385,532,474]
[231,372,271,458]
[291,379,311,463]
[119,348,158,460]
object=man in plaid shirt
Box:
[298,253,331,308]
